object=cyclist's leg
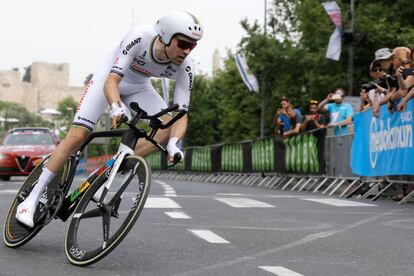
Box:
[121,83,171,157]
[16,67,109,227]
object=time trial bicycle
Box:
[3,102,185,266]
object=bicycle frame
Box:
[56,129,135,221]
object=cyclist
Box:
[16,10,203,227]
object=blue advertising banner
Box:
[351,99,414,176]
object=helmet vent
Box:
[188,27,192,31]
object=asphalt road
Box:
[0,175,413,276]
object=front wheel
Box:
[65,155,151,266]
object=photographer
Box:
[360,61,386,111]
[373,47,411,116]
[318,88,353,136]
[374,48,394,74]
[301,100,326,131]
[273,96,301,135]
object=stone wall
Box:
[0,62,83,114]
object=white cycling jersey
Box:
[73,25,194,132]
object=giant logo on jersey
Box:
[122,37,142,55]
[186,66,193,90]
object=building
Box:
[0,62,83,114]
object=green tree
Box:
[0,101,50,136]
[185,75,221,146]
[213,52,261,143]
[57,96,78,119]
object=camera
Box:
[331,94,342,100]
[402,68,414,77]
[361,74,399,91]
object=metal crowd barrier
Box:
[140,124,414,203]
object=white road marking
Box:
[164,211,191,219]
[301,198,377,207]
[189,229,230,244]
[259,266,304,276]
[144,197,181,208]
[0,189,19,195]
[214,197,274,208]
[215,193,243,196]
[154,180,166,185]
[154,180,178,197]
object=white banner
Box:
[326,28,342,61]
[322,1,342,61]
[161,78,170,103]
[235,54,259,93]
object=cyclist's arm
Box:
[105,27,144,127]
[169,113,188,141]
[169,59,194,141]
[104,73,122,105]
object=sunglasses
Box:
[309,100,318,104]
[176,38,197,50]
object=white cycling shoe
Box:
[15,201,36,228]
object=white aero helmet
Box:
[155,11,203,45]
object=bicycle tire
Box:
[65,155,151,266]
[2,157,72,248]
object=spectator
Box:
[282,105,302,138]
[374,48,394,74]
[397,45,414,111]
[301,100,326,131]
[373,47,411,116]
[273,96,301,135]
[360,61,387,111]
[273,107,290,135]
[318,88,353,136]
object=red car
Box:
[0,127,60,180]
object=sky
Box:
[0,0,266,86]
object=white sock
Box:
[23,167,57,207]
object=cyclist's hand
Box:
[167,137,183,163]
[110,102,126,129]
